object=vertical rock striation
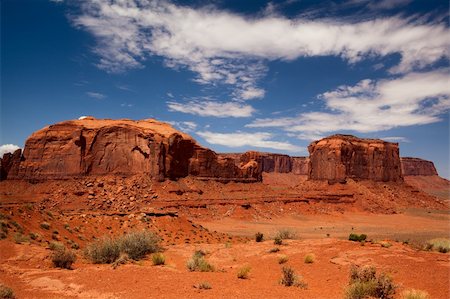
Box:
[308,135,403,182]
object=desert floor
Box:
[1,209,449,299]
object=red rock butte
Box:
[308,134,403,182]
[0,117,441,183]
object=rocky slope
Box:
[308,134,402,182]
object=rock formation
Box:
[3,117,259,182]
[308,135,402,182]
[0,149,22,180]
[401,157,438,176]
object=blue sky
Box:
[1,0,449,177]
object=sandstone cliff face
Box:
[6,118,259,181]
[401,157,438,176]
[292,157,309,175]
[0,149,22,180]
[308,135,402,182]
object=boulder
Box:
[308,135,402,182]
[401,157,438,176]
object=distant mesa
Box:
[0,118,441,183]
[400,157,438,176]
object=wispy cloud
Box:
[196,131,303,152]
[381,136,410,142]
[74,0,449,101]
[247,69,450,136]
[168,101,255,118]
[120,103,134,107]
[166,121,197,132]
[86,91,106,99]
[0,144,21,157]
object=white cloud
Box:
[248,69,450,135]
[0,144,21,157]
[120,103,134,107]
[381,136,409,142]
[86,91,106,99]
[78,116,89,120]
[74,0,449,99]
[166,121,197,132]
[197,131,303,152]
[167,101,255,118]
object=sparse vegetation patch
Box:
[425,238,450,253]
[304,253,315,264]
[52,247,77,269]
[152,253,166,265]
[345,265,396,299]
[280,266,307,288]
[255,232,264,242]
[349,233,367,242]
[0,284,15,299]
[187,251,214,272]
[85,230,160,264]
[237,265,251,279]
[401,289,430,299]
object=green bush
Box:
[187,252,214,272]
[345,265,396,299]
[255,232,264,242]
[52,248,77,269]
[401,289,430,299]
[237,265,251,279]
[85,231,160,264]
[152,253,166,265]
[0,284,15,299]
[349,233,367,242]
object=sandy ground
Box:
[1,210,449,299]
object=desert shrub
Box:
[0,284,15,299]
[269,247,280,253]
[255,232,264,242]
[196,282,211,290]
[0,220,8,233]
[152,253,166,265]
[52,248,76,269]
[304,253,315,264]
[187,252,214,272]
[278,255,289,264]
[112,253,129,269]
[49,241,65,251]
[13,233,28,244]
[29,232,40,240]
[380,241,392,248]
[349,233,367,242]
[401,289,430,299]
[279,266,307,288]
[274,236,282,245]
[345,265,396,299]
[425,238,450,253]
[237,265,251,279]
[275,228,297,240]
[119,231,160,260]
[40,222,50,230]
[85,237,121,264]
[85,231,160,264]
